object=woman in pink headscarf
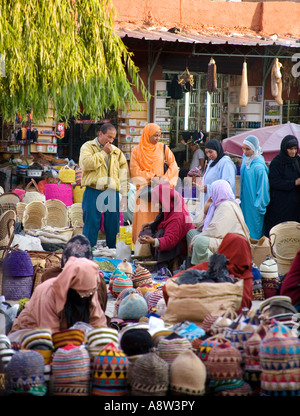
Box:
[139,182,194,271]
[188,179,250,265]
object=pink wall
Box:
[113,0,300,36]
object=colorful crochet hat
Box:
[2,250,34,277]
[132,264,152,288]
[52,344,90,396]
[117,290,148,320]
[120,328,153,357]
[157,333,192,364]
[52,329,85,350]
[151,329,173,348]
[112,270,133,299]
[91,343,129,396]
[5,350,47,396]
[87,327,119,358]
[259,321,300,396]
[251,264,264,301]
[129,352,169,396]
[20,327,54,365]
[113,287,139,316]
[170,350,207,396]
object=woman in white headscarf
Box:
[240,135,270,240]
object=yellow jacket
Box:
[79,138,129,195]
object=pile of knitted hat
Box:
[259,320,300,396]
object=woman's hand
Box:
[203,197,213,215]
[139,235,155,245]
[141,222,152,231]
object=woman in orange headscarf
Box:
[130,123,178,243]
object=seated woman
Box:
[188,179,250,265]
[9,256,107,339]
[280,248,300,311]
[138,182,195,272]
[165,232,254,312]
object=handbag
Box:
[58,165,76,183]
[23,179,46,204]
[163,144,169,174]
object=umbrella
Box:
[222,122,300,163]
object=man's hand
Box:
[103,143,113,154]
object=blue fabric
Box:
[240,154,270,240]
[82,186,120,248]
[94,257,136,283]
[203,155,236,203]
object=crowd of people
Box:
[1,122,300,398]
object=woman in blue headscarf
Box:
[240,135,270,240]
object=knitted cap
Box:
[0,335,15,372]
[129,352,169,396]
[118,259,133,276]
[157,333,192,364]
[5,350,47,396]
[118,290,148,320]
[260,257,278,278]
[20,327,53,351]
[114,287,139,316]
[206,342,243,380]
[132,264,152,288]
[112,273,133,298]
[109,268,127,295]
[120,328,153,356]
[52,344,90,396]
[151,329,173,347]
[52,329,85,350]
[146,289,164,313]
[91,343,128,396]
[87,327,119,358]
[170,350,206,396]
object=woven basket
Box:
[0,210,16,249]
[45,199,69,228]
[23,179,46,204]
[73,185,85,203]
[68,203,84,227]
[2,275,33,300]
[269,221,300,274]
[0,192,20,205]
[58,165,75,183]
[23,201,48,230]
[16,202,27,223]
[27,251,62,291]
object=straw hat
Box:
[23,201,48,230]
[16,202,27,223]
[0,210,16,248]
[45,199,69,228]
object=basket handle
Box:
[269,233,276,257]
[25,178,39,192]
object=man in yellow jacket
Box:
[79,123,129,248]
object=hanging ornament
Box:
[239,61,248,107]
[207,58,217,93]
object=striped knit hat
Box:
[0,335,15,372]
[20,327,54,365]
[5,350,47,396]
[109,268,126,294]
[52,344,90,396]
[151,329,173,348]
[146,289,164,313]
[112,272,133,299]
[52,329,85,350]
[129,352,169,396]
[87,328,119,358]
[132,265,152,288]
[157,333,192,364]
[91,343,128,396]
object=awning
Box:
[116,26,300,50]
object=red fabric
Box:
[152,183,194,253]
[163,233,253,313]
[280,249,300,307]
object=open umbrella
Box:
[222,122,300,163]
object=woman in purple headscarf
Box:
[187,179,250,265]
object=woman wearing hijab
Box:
[168,233,253,312]
[40,234,107,313]
[188,179,250,265]
[199,139,236,204]
[138,182,194,271]
[130,123,178,243]
[264,135,300,236]
[9,257,107,336]
[240,135,270,240]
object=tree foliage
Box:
[0,0,149,122]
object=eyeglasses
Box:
[79,285,99,298]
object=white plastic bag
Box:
[116,240,131,261]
